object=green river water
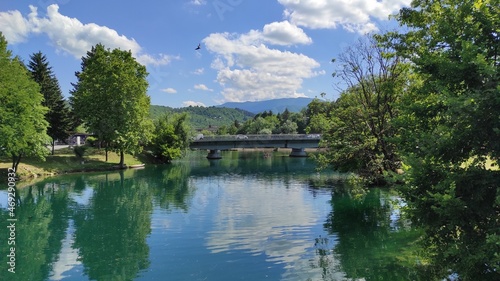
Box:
[1,150,425,281]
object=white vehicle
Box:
[235,134,248,140]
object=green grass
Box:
[0,146,145,180]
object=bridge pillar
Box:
[207,149,222,159]
[289,148,307,157]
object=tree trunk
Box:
[51,139,55,155]
[12,153,22,172]
[119,150,125,168]
[105,146,108,162]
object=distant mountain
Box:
[150,105,254,130]
[217,97,313,114]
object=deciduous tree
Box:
[389,0,500,278]
[148,112,191,163]
[0,33,50,171]
[318,35,409,183]
[71,44,152,167]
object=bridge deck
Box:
[190,134,321,151]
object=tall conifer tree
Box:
[28,52,72,154]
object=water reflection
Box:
[0,151,427,281]
[322,188,424,280]
[72,171,152,280]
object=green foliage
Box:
[148,112,191,163]
[28,51,73,154]
[0,33,50,170]
[71,44,153,166]
[388,0,500,278]
[85,136,98,147]
[305,98,336,134]
[235,110,304,135]
[73,145,88,158]
[318,35,409,184]
[150,105,254,130]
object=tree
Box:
[318,35,409,183]
[149,112,191,163]
[0,33,50,171]
[305,98,335,134]
[71,44,152,167]
[388,0,500,278]
[28,52,72,155]
[278,120,298,134]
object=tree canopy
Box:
[387,0,500,278]
[317,35,410,183]
[71,44,152,167]
[0,33,50,170]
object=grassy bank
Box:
[0,147,145,181]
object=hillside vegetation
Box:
[150,105,254,129]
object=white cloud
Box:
[190,0,207,5]
[238,20,312,47]
[203,32,321,102]
[161,88,177,94]
[0,5,175,66]
[193,68,205,75]
[0,9,32,44]
[262,21,312,46]
[194,84,213,91]
[182,101,206,107]
[278,0,411,34]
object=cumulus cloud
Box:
[194,84,213,91]
[261,21,312,46]
[278,0,411,33]
[0,10,31,44]
[0,5,175,66]
[161,88,177,94]
[238,20,312,47]
[183,101,206,107]
[203,31,321,102]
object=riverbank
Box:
[0,147,145,181]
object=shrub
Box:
[74,146,88,158]
[85,136,98,147]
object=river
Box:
[0,150,424,281]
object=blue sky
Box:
[0,0,410,108]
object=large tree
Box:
[389,0,500,278]
[318,35,409,183]
[0,33,50,171]
[28,51,72,155]
[71,44,152,167]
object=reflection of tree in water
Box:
[144,163,194,211]
[317,188,425,281]
[72,172,152,281]
[0,183,70,281]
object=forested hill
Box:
[218,97,313,114]
[150,105,255,129]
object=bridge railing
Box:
[192,134,321,142]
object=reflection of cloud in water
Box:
[72,188,94,206]
[0,191,8,210]
[204,176,339,279]
[49,220,82,280]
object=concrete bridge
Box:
[190,134,321,159]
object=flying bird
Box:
[195,43,201,50]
